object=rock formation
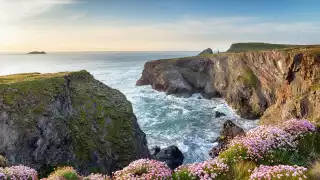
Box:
[209,120,245,158]
[151,145,184,170]
[137,45,320,122]
[0,70,149,176]
[198,48,213,56]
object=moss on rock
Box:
[0,70,149,177]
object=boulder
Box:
[209,120,245,158]
[152,146,184,170]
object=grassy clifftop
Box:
[226,42,307,53]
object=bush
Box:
[249,165,308,180]
[0,155,7,167]
[0,165,38,180]
[173,158,229,180]
[113,159,172,180]
[46,166,79,180]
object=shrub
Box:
[113,159,172,180]
[0,155,7,167]
[249,165,308,180]
[173,158,229,180]
[46,166,79,180]
[0,165,38,180]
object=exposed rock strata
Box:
[0,70,149,176]
[137,46,320,122]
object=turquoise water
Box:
[0,52,258,163]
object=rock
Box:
[27,51,46,54]
[209,120,245,158]
[152,146,184,170]
[136,46,320,122]
[198,48,213,56]
[0,70,150,177]
[215,111,226,118]
[150,146,161,156]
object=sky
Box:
[1,0,320,52]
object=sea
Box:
[0,51,258,163]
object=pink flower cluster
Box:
[249,165,308,180]
[113,159,172,180]
[281,119,316,137]
[228,119,316,160]
[174,158,228,179]
[85,173,111,180]
[0,165,38,180]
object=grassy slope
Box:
[226,42,313,53]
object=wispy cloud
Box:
[1,1,319,51]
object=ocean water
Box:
[0,52,258,163]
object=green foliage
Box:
[62,171,79,180]
[226,42,305,53]
[230,161,257,180]
[0,155,7,167]
[218,144,248,165]
[237,69,259,88]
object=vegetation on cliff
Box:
[226,42,306,53]
[0,70,149,177]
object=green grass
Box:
[237,69,259,88]
[226,42,307,53]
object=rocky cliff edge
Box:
[136,46,320,122]
[0,70,149,176]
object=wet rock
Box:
[215,111,226,118]
[153,145,184,170]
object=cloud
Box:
[1,2,320,51]
[0,0,76,24]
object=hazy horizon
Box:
[1,0,320,52]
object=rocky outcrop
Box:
[137,46,320,121]
[151,146,184,170]
[198,48,213,56]
[0,70,149,177]
[209,120,245,158]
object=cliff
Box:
[136,46,320,122]
[0,70,149,177]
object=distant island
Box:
[27,51,46,54]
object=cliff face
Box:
[136,47,320,122]
[0,70,149,176]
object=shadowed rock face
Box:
[0,71,150,177]
[137,47,320,122]
[151,145,184,170]
[209,120,245,158]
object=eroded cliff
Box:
[0,70,149,177]
[136,46,320,122]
